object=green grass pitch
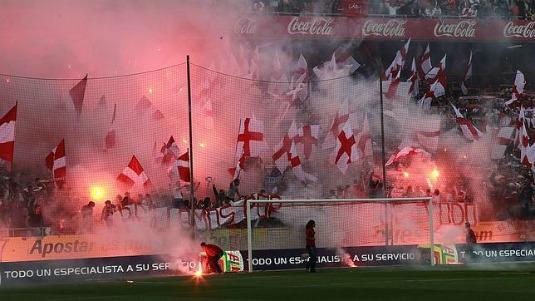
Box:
[2,265,535,301]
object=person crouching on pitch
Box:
[201,242,224,274]
[305,220,317,273]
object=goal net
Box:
[246,198,434,272]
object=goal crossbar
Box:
[246,197,434,272]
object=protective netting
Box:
[0,64,189,235]
[0,58,526,254]
[247,199,432,252]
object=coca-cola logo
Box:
[287,17,334,35]
[433,20,476,38]
[504,21,535,38]
[362,20,406,37]
[234,18,257,35]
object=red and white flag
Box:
[505,70,526,106]
[460,51,472,95]
[170,150,191,183]
[0,104,17,163]
[289,141,317,183]
[408,58,419,97]
[417,44,432,80]
[520,122,531,167]
[355,115,372,161]
[291,54,308,85]
[515,106,526,147]
[333,121,357,174]
[334,46,361,74]
[272,121,297,172]
[117,155,151,190]
[425,54,446,82]
[295,124,320,159]
[158,136,180,166]
[415,119,441,153]
[491,127,514,159]
[323,100,350,150]
[418,70,446,108]
[384,38,410,81]
[452,104,483,141]
[385,67,401,100]
[236,117,266,158]
[45,139,66,185]
[229,117,267,179]
[386,146,430,166]
[313,53,348,80]
[526,143,535,168]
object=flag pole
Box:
[377,59,389,246]
[186,56,196,233]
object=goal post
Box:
[246,197,434,272]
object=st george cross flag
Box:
[288,141,318,183]
[117,155,151,190]
[236,117,266,158]
[418,70,446,109]
[452,104,483,141]
[45,139,66,185]
[229,117,267,179]
[272,121,297,172]
[0,104,17,163]
[295,124,320,159]
[323,100,350,150]
[333,121,357,174]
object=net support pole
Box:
[384,202,388,246]
[378,76,388,245]
[186,55,196,234]
[246,200,253,273]
[429,198,435,266]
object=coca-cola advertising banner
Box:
[234,16,535,42]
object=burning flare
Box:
[194,262,203,277]
[90,185,106,201]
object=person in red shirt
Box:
[201,242,224,274]
[305,220,317,273]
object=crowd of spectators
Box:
[251,0,535,20]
